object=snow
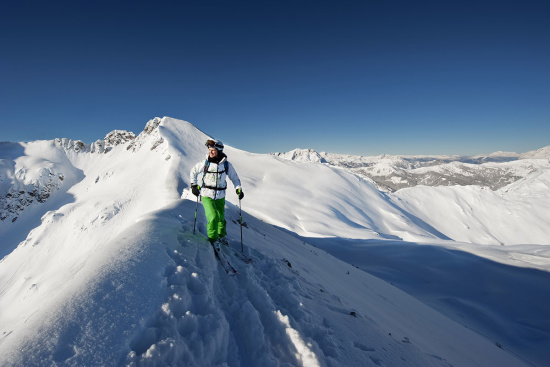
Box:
[392,167,550,246]
[1,117,549,366]
[272,149,325,163]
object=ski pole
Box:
[239,198,243,253]
[193,194,199,235]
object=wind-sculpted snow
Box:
[393,168,550,246]
[0,117,547,366]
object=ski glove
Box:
[191,184,200,197]
[236,188,244,200]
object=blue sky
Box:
[1,0,549,156]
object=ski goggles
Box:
[205,139,223,150]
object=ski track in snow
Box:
[124,212,325,367]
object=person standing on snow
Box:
[190,139,244,249]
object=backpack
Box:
[201,159,229,191]
[203,159,228,175]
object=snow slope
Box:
[274,147,550,246]
[0,117,548,366]
[393,167,550,246]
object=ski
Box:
[211,243,238,275]
[225,246,253,264]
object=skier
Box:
[190,139,244,250]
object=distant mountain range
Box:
[272,146,550,192]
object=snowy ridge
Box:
[393,167,550,246]
[0,117,171,225]
[0,117,549,366]
[55,129,136,154]
[1,120,145,225]
[520,145,550,159]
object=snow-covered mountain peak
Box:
[271,148,326,163]
[126,117,172,153]
[521,145,550,159]
[143,116,163,134]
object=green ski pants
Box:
[202,197,226,242]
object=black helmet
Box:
[205,139,224,151]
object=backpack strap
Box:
[204,159,228,174]
[201,159,229,192]
[201,159,211,188]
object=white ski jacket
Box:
[190,154,242,200]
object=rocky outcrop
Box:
[104,130,136,152]
[55,129,136,154]
[126,117,164,152]
[1,168,65,222]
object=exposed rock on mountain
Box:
[1,168,65,222]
